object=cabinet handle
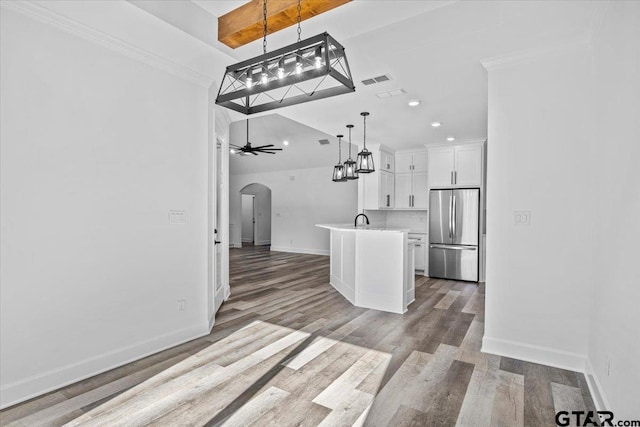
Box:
[387,194,390,207]
[455,171,457,184]
[451,171,454,185]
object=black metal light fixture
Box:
[332,134,347,182]
[356,112,375,173]
[215,0,355,115]
[343,124,358,180]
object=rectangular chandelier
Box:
[215,32,355,115]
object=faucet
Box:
[354,213,370,227]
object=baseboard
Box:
[255,240,271,246]
[585,358,611,412]
[270,246,330,256]
[0,323,209,409]
[481,336,587,373]
[241,238,252,243]
[230,243,242,248]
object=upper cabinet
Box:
[380,150,395,173]
[395,150,428,209]
[395,152,428,173]
[359,146,396,210]
[427,142,484,188]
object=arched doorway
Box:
[239,183,272,247]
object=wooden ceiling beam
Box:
[218,0,351,49]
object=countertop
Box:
[316,223,411,232]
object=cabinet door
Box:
[380,151,395,172]
[414,243,426,270]
[454,145,482,186]
[427,147,455,187]
[411,152,428,173]
[412,172,428,208]
[395,153,413,173]
[379,171,394,208]
[395,173,412,208]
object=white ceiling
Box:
[191,0,602,172]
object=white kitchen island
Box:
[316,224,415,314]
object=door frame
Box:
[208,93,231,331]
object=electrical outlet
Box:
[169,210,186,224]
[177,299,186,312]
[514,211,531,226]
[290,239,293,245]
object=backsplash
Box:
[364,210,428,233]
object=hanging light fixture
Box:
[356,112,375,173]
[343,124,358,180]
[215,0,355,115]
[332,134,347,182]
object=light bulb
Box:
[246,75,253,89]
[278,58,285,79]
[261,72,268,85]
[295,51,303,74]
[314,46,323,69]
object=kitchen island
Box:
[316,224,415,314]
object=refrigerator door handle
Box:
[448,195,453,238]
[452,195,456,237]
[430,244,477,251]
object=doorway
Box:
[241,194,256,245]
[239,183,271,247]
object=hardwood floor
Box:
[0,246,597,426]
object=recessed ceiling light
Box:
[408,100,421,107]
[283,140,289,146]
[447,137,455,142]
[431,122,441,127]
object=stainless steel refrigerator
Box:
[429,188,479,282]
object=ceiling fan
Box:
[230,120,283,156]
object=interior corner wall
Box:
[587,2,640,419]
[0,9,210,407]
[230,168,358,255]
[483,45,595,371]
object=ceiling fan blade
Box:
[258,148,283,151]
[252,144,275,149]
[230,144,243,149]
[250,151,258,156]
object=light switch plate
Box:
[514,211,531,226]
[169,210,186,224]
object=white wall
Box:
[241,195,255,242]
[239,183,271,246]
[484,3,640,418]
[588,2,640,419]
[483,45,595,369]
[230,168,358,255]
[0,9,211,407]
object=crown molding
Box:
[1,0,215,88]
[480,35,592,72]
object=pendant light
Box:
[215,0,355,115]
[356,112,375,173]
[332,134,347,182]
[343,124,358,180]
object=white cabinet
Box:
[395,152,427,173]
[427,142,483,187]
[409,233,427,273]
[360,147,396,210]
[380,150,395,173]
[394,150,428,209]
[380,171,395,208]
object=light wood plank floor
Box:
[0,246,597,426]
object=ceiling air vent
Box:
[361,74,391,86]
[318,139,331,145]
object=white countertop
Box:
[316,223,411,232]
